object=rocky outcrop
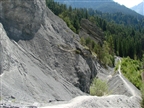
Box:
[0,0,98,103]
[79,18,105,45]
[0,22,84,103]
[0,0,47,41]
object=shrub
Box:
[85,37,92,47]
[120,57,142,89]
[80,37,86,46]
[90,78,108,96]
[80,37,114,67]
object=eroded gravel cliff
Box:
[0,0,98,104]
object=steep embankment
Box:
[0,0,98,105]
[79,18,105,45]
[0,22,84,103]
[108,58,141,98]
[41,58,141,108]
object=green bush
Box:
[80,37,86,46]
[120,57,142,89]
[80,37,114,67]
[119,57,144,107]
[90,78,108,96]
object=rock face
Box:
[79,19,105,44]
[0,0,48,41]
[0,22,82,103]
[0,0,98,103]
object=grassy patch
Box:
[90,78,109,96]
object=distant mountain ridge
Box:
[54,0,143,18]
[131,1,144,16]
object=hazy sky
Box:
[114,0,143,8]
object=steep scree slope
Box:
[0,0,98,103]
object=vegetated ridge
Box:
[54,0,143,18]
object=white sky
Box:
[114,0,143,8]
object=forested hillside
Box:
[54,0,143,18]
[46,0,144,61]
[88,9,144,27]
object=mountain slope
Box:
[131,1,144,16]
[0,0,98,103]
[0,23,84,102]
[0,0,142,107]
[79,18,105,44]
[54,0,143,18]
[42,58,142,108]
